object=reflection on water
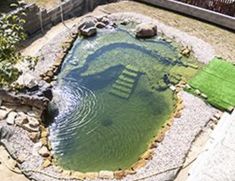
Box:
[49,28,200,172]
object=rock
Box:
[131,160,147,170]
[175,111,182,118]
[80,27,97,37]
[201,93,208,99]
[26,79,39,92]
[214,113,221,119]
[15,113,28,126]
[181,47,191,57]
[63,170,72,176]
[0,99,2,106]
[38,146,50,157]
[0,126,13,140]
[21,123,39,132]
[42,159,51,168]
[43,76,51,82]
[170,85,176,91]
[41,137,48,146]
[72,171,86,180]
[96,22,106,28]
[41,129,48,138]
[29,132,39,142]
[100,17,111,25]
[155,133,165,143]
[135,23,157,38]
[0,109,9,120]
[46,70,54,78]
[194,89,201,95]
[125,170,136,175]
[78,18,97,37]
[27,110,38,118]
[211,116,217,122]
[120,19,129,25]
[85,172,98,179]
[114,170,126,179]
[99,170,114,179]
[47,141,52,151]
[141,150,152,160]
[16,153,26,163]
[6,112,17,125]
[185,84,191,89]
[28,117,39,128]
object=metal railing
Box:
[177,0,235,16]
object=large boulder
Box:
[135,23,157,38]
[78,18,97,37]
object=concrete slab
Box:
[187,110,235,181]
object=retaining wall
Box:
[135,0,235,31]
[22,0,115,36]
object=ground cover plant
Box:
[188,57,235,111]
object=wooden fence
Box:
[178,0,235,16]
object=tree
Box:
[0,2,37,87]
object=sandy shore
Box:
[2,1,234,181]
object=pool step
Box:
[110,66,139,99]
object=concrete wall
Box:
[135,0,235,31]
[22,0,115,36]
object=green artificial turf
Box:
[188,58,235,111]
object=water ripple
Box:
[50,80,99,154]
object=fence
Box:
[177,0,235,16]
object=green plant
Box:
[0,2,38,87]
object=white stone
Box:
[38,146,50,157]
[99,170,114,179]
[135,23,157,38]
[6,112,17,125]
[170,85,176,91]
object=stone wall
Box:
[22,0,115,36]
[135,0,235,31]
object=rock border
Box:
[0,12,221,181]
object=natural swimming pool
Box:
[49,25,201,172]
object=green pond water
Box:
[49,26,201,172]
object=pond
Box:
[49,25,201,172]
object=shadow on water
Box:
[47,27,199,172]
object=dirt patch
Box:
[24,0,60,10]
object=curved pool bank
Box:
[49,24,201,172]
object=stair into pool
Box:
[110,65,139,99]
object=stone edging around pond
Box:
[0,12,220,181]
